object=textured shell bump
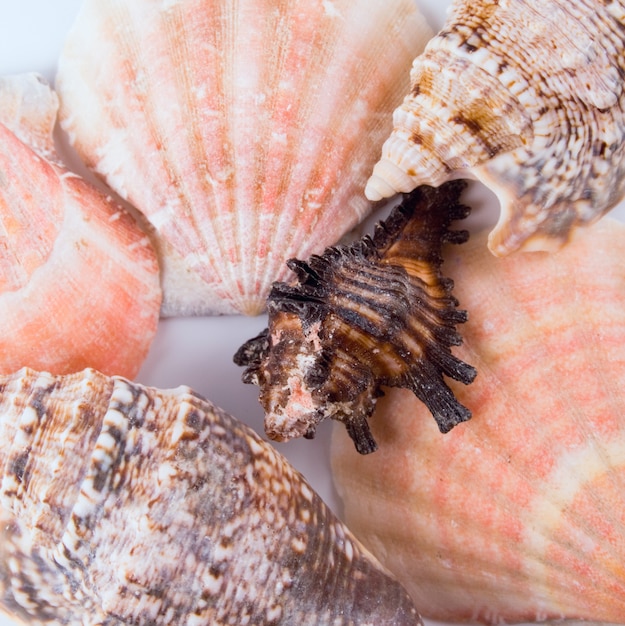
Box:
[331,217,625,624]
[235,180,476,454]
[365,0,625,256]
[0,367,421,625]
[55,0,433,315]
[0,73,161,378]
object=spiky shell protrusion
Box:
[365,0,625,256]
[235,180,476,454]
[331,217,625,624]
[55,0,433,316]
[0,367,422,625]
[0,73,161,378]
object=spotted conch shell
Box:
[331,217,625,624]
[0,366,422,625]
[0,73,161,378]
[365,0,625,256]
[55,0,433,316]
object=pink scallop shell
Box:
[0,74,161,378]
[55,0,433,315]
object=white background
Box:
[0,1,623,625]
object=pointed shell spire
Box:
[0,367,422,625]
[365,0,625,256]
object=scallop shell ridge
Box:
[56,0,433,315]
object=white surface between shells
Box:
[1,1,625,625]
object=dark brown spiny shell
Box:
[0,367,422,625]
[235,180,476,454]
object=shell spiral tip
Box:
[365,158,417,201]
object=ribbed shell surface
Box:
[0,367,421,625]
[56,0,433,315]
[366,0,625,256]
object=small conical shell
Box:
[331,217,625,624]
[55,0,433,315]
[0,73,161,378]
[365,0,625,256]
[0,367,421,625]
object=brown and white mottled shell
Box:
[55,0,433,316]
[235,180,476,454]
[331,217,625,624]
[0,367,422,625]
[365,0,625,256]
[0,73,161,379]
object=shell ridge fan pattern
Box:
[102,2,229,283]
[0,367,422,626]
[365,0,625,256]
[235,180,477,454]
[56,0,434,315]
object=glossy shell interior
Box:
[0,73,161,378]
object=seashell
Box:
[235,180,477,454]
[0,73,58,162]
[0,73,161,379]
[0,366,422,626]
[55,0,433,316]
[331,216,625,624]
[364,0,625,256]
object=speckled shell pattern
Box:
[55,0,432,316]
[366,0,625,256]
[0,367,421,626]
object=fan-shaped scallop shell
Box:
[331,217,625,624]
[55,0,433,316]
[365,0,625,256]
[0,366,422,625]
[0,73,161,378]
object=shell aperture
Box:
[365,0,625,256]
[235,180,476,454]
